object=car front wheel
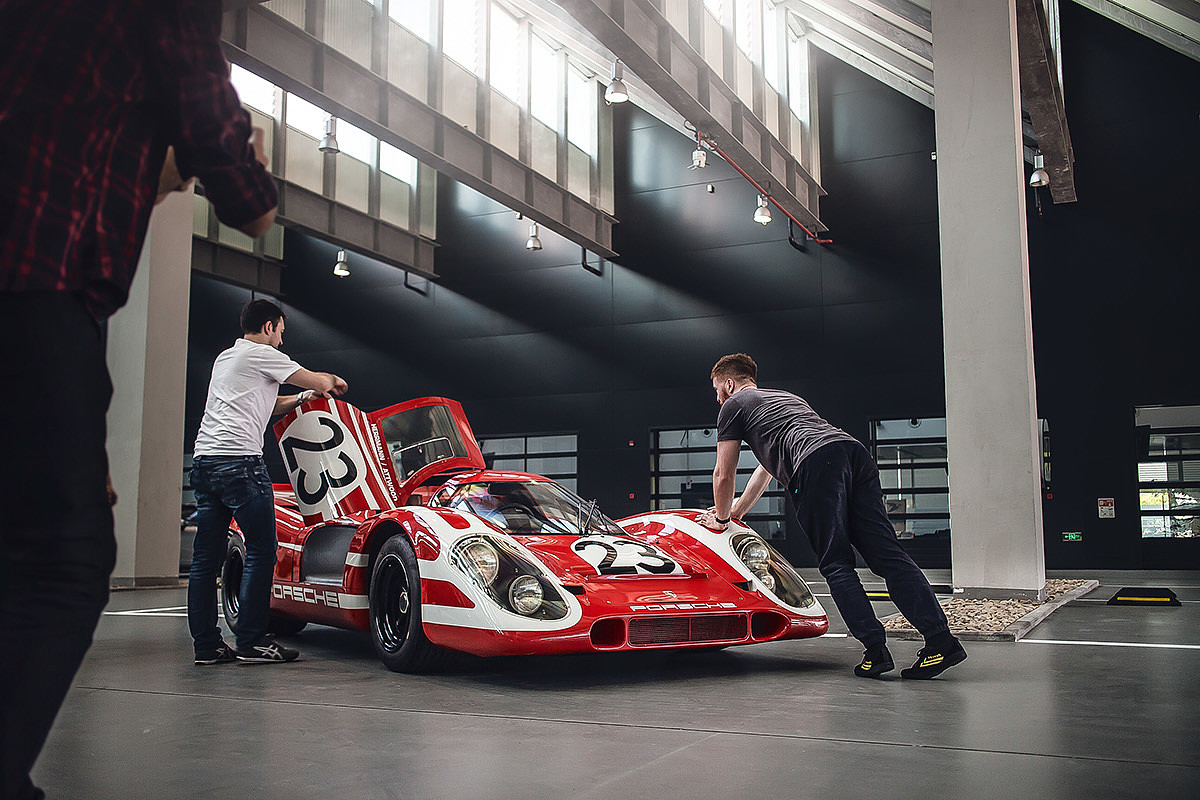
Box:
[369,533,447,672]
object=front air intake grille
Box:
[627,614,748,646]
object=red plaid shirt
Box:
[0,0,277,320]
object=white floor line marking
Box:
[819,633,849,638]
[104,606,187,617]
[1019,639,1200,651]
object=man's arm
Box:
[285,368,349,396]
[272,390,314,416]
[271,369,348,416]
[159,2,278,237]
[730,465,772,520]
[700,439,742,531]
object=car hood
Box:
[513,532,746,587]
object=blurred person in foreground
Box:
[0,2,278,797]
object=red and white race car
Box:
[220,396,829,672]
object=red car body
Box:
[221,397,828,671]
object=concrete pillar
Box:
[106,189,194,587]
[933,0,1046,599]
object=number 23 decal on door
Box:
[571,536,683,576]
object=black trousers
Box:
[0,292,117,800]
[791,440,949,650]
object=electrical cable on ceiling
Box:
[693,129,832,244]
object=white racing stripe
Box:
[1019,638,1200,651]
[278,542,303,552]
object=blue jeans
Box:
[791,441,949,649]
[188,456,277,652]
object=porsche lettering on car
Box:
[219,396,829,672]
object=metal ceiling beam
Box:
[787,2,933,95]
[554,0,827,231]
[1017,0,1077,202]
[806,30,933,107]
[857,0,932,40]
[274,180,439,277]
[1070,0,1200,61]
[784,0,932,65]
[226,4,618,257]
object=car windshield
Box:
[437,480,624,537]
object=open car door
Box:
[272,396,485,525]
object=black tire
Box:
[369,533,449,673]
[220,534,307,636]
[220,534,245,632]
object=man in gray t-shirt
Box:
[698,353,965,680]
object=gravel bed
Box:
[882,579,1090,634]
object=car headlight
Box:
[508,575,544,615]
[461,540,500,585]
[742,540,770,572]
[449,535,570,620]
[731,534,816,609]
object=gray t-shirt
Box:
[716,387,856,486]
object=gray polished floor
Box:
[35,571,1200,799]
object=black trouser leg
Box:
[843,443,949,640]
[0,293,117,800]
[792,442,887,649]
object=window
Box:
[762,0,780,90]
[735,0,756,56]
[870,418,950,539]
[476,433,578,493]
[230,65,278,116]
[442,0,480,75]
[650,427,786,540]
[566,66,596,157]
[380,141,418,185]
[336,119,375,164]
[787,31,808,120]
[377,404,470,481]
[285,92,327,139]
[1136,406,1200,538]
[389,0,432,42]
[489,3,522,102]
[529,35,559,128]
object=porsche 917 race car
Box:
[219,396,829,672]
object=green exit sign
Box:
[1063,531,1083,542]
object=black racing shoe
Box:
[901,637,967,679]
[194,643,237,666]
[236,634,301,664]
[854,644,895,678]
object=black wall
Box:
[1029,2,1200,569]
[185,4,1199,570]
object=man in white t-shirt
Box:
[189,299,347,665]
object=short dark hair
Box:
[711,353,758,383]
[240,299,285,335]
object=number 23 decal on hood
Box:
[571,536,684,576]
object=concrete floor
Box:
[35,571,1200,799]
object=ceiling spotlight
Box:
[753,194,772,225]
[604,60,629,104]
[333,249,350,277]
[525,223,543,251]
[1030,151,1050,188]
[319,115,339,154]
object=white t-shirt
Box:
[193,338,303,457]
